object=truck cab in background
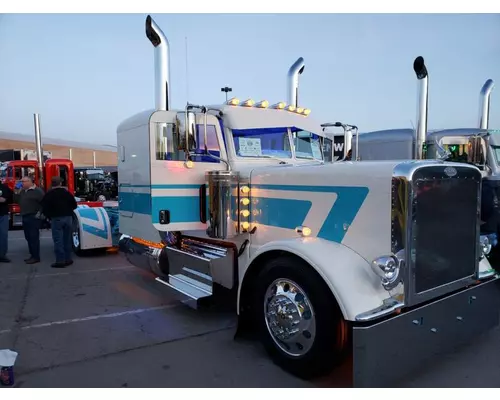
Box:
[1,158,74,228]
[344,59,499,265]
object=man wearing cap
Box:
[41,176,77,268]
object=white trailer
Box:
[71,16,500,387]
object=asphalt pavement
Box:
[1,230,499,388]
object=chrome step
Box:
[155,273,213,309]
[165,238,235,290]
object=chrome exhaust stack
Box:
[479,79,494,130]
[413,56,429,160]
[33,113,44,188]
[287,57,305,108]
[145,15,171,111]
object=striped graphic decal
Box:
[118,183,369,243]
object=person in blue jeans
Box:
[0,182,14,263]
[41,176,77,268]
[19,176,45,264]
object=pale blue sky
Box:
[0,13,499,145]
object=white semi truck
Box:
[70,16,500,387]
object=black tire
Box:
[252,255,348,379]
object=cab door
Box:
[149,110,228,232]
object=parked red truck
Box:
[0,114,106,229]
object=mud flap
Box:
[352,277,500,388]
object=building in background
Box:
[0,130,117,167]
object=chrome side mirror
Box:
[178,111,197,153]
[187,111,196,151]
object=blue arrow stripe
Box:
[118,183,369,243]
[79,208,109,240]
[250,184,369,242]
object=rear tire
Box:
[252,255,349,379]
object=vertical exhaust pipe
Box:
[33,113,44,188]
[479,79,494,130]
[287,57,305,108]
[93,151,96,168]
[69,148,72,161]
[145,15,171,111]
[413,56,429,160]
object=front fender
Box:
[241,237,395,322]
[73,207,112,250]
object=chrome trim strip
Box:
[478,270,497,280]
[393,161,482,307]
[355,298,404,322]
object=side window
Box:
[153,121,221,163]
[58,166,69,188]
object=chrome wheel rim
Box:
[263,278,316,357]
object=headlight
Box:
[480,235,492,258]
[371,252,403,291]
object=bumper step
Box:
[156,272,213,309]
[120,234,235,309]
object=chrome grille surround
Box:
[392,160,482,307]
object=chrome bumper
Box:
[352,276,500,387]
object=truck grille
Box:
[392,162,482,306]
[411,166,480,295]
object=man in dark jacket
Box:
[19,176,44,264]
[41,176,77,268]
[0,181,14,262]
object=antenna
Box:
[185,36,189,102]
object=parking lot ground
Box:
[1,229,500,388]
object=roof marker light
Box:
[271,102,286,109]
[255,100,269,108]
[286,105,296,112]
[296,107,304,114]
[303,108,311,116]
[241,99,255,107]
[226,97,240,106]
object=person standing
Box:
[19,176,44,264]
[0,181,14,263]
[41,176,77,268]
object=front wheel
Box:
[253,255,349,379]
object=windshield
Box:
[293,130,323,161]
[87,173,105,181]
[232,127,292,159]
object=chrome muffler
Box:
[118,234,166,277]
